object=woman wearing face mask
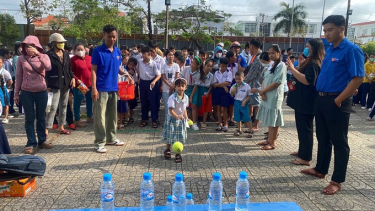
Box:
[285,38,325,166]
[212,46,223,71]
[71,43,93,127]
[45,33,75,136]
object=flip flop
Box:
[290,151,299,156]
[175,154,182,163]
[58,130,71,135]
[222,126,228,132]
[323,181,341,195]
[291,159,310,166]
[234,130,242,136]
[261,144,275,150]
[300,168,326,179]
[164,149,171,159]
[257,141,269,146]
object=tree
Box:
[223,22,243,36]
[361,42,375,55]
[48,0,70,30]
[63,0,133,44]
[154,0,229,49]
[20,0,57,35]
[0,14,20,47]
[273,1,307,37]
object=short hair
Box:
[181,46,188,51]
[148,41,159,48]
[128,57,138,65]
[289,55,296,60]
[74,43,85,49]
[141,46,152,53]
[235,71,244,77]
[287,48,293,52]
[0,56,4,62]
[64,43,73,51]
[281,49,286,54]
[249,39,261,49]
[225,51,235,59]
[175,78,187,86]
[176,55,185,64]
[138,43,145,49]
[219,57,229,65]
[132,44,137,48]
[260,52,270,61]
[103,25,117,33]
[0,48,9,57]
[165,50,173,56]
[199,49,206,55]
[120,45,129,51]
[169,45,176,51]
[245,43,250,49]
[187,48,193,53]
[322,15,346,27]
[174,51,181,58]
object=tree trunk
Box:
[25,0,30,36]
[191,38,202,50]
[147,0,152,41]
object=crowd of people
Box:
[0,14,372,195]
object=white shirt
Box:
[228,63,239,80]
[197,72,214,87]
[118,71,129,83]
[137,59,161,80]
[181,66,200,86]
[213,69,232,84]
[167,93,189,116]
[152,55,165,71]
[230,82,252,101]
[0,68,12,83]
[161,63,180,92]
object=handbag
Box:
[287,79,296,91]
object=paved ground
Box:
[1,102,375,211]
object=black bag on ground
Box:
[0,154,46,184]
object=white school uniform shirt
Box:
[181,66,200,86]
[213,69,233,84]
[152,55,165,71]
[167,93,189,116]
[228,63,239,80]
[137,59,161,81]
[197,72,214,87]
[161,63,180,92]
[230,82,252,101]
[0,68,12,83]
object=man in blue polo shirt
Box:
[301,15,364,195]
[91,25,127,153]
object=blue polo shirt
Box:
[91,43,122,92]
[236,54,247,68]
[316,38,364,92]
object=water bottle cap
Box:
[213,172,221,181]
[186,193,193,200]
[175,173,184,182]
[143,172,152,180]
[167,195,173,202]
[103,173,112,181]
[239,171,248,179]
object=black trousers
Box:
[314,95,351,183]
[295,111,314,161]
[367,82,375,109]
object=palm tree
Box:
[273,1,307,37]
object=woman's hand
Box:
[223,86,229,93]
[259,90,265,96]
[286,58,294,71]
[189,97,193,104]
[70,78,76,88]
[14,97,19,106]
[26,46,39,56]
[261,93,267,101]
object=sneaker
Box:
[8,115,14,118]
[95,147,108,153]
[86,117,94,123]
[11,111,19,117]
[106,139,125,146]
[192,123,199,131]
[366,117,373,121]
[361,107,366,109]
[2,119,9,124]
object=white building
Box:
[349,21,375,44]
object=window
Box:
[308,24,317,34]
[371,28,375,34]
[244,23,257,33]
[363,29,368,35]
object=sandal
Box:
[68,124,77,130]
[300,168,326,179]
[216,125,222,131]
[152,122,158,128]
[128,118,134,124]
[39,141,54,149]
[290,151,299,156]
[323,181,342,195]
[257,141,269,146]
[201,124,207,130]
[291,159,310,166]
[139,121,148,127]
[164,149,171,159]
[222,126,228,132]
[247,133,253,138]
[123,121,128,127]
[252,127,259,132]
[234,130,242,136]
[244,129,254,134]
[25,147,34,154]
[263,132,269,135]
[175,154,182,163]
[228,121,235,126]
[58,129,71,135]
[117,124,125,130]
[261,144,276,150]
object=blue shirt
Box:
[185,57,191,66]
[316,38,364,92]
[236,54,247,68]
[91,43,122,92]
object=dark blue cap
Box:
[167,195,173,202]
[175,173,184,182]
[103,173,112,182]
[239,171,247,179]
[143,172,152,180]
[186,193,193,200]
[213,172,221,181]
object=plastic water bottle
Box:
[206,193,211,210]
[172,173,186,211]
[235,171,250,211]
[166,195,173,211]
[209,172,223,211]
[186,193,194,205]
[140,172,154,211]
[101,173,115,211]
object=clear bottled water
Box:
[206,193,211,210]
[166,195,173,211]
[101,173,115,211]
[186,193,194,205]
[140,172,154,211]
[172,173,186,211]
[235,171,250,211]
[209,172,223,211]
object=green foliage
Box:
[223,22,243,36]
[223,39,232,49]
[63,0,133,44]
[20,0,57,35]
[273,1,307,37]
[361,42,375,55]
[0,14,20,47]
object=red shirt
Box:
[71,55,92,87]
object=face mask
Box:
[370,58,375,62]
[261,63,269,68]
[216,53,222,58]
[76,50,85,57]
[56,43,65,50]
[303,47,310,57]
[133,50,138,54]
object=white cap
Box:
[217,42,224,48]
[49,33,67,43]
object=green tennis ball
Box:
[188,120,193,126]
[172,142,184,153]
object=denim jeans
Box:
[360,83,370,107]
[93,91,118,147]
[46,88,70,128]
[73,87,92,121]
[20,90,47,148]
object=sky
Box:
[1,0,375,26]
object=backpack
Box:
[0,154,46,184]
